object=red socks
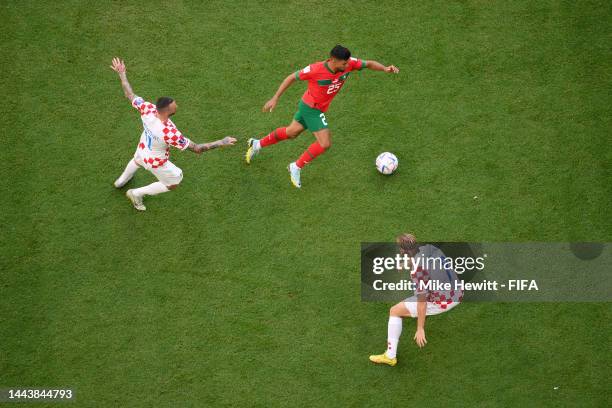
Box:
[260,127,288,147]
[296,142,326,168]
[259,128,327,168]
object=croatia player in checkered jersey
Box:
[370,234,463,366]
[110,58,237,211]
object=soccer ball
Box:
[376,152,398,175]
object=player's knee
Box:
[389,303,405,317]
[286,127,301,138]
[166,169,183,188]
[319,139,331,149]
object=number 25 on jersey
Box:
[326,82,341,94]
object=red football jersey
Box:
[295,57,366,112]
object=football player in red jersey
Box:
[245,45,399,188]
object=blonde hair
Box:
[396,233,418,252]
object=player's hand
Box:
[221,136,237,146]
[262,97,278,113]
[385,65,399,74]
[414,328,427,348]
[110,57,127,74]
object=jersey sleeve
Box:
[295,64,314,81]
[348,57,366,71]
[131,96,157,116]
[162,124,191,151]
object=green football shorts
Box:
[293,101,329,132]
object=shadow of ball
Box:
[569,242,605,260]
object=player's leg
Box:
[261,120,304,146]
[246,118,305,163]
[126,162,182,211]
[297,127,331,167]
[386,302,412,358]
[114,158,141,188]
[288,128,330,189]
[369,301,412,366]
[287,106,329,188]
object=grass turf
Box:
[1,0,610,406]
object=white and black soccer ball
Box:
[375,152,398,175]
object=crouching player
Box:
[369,233,463,366]
[110,57,237,211]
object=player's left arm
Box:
[110,57,136,100]
[414,294,428,348]
[188,137,238,155]
[364,60,400,74]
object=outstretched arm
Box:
[262,73,297,112]
[188,136,238,154]
[365,60,400,74]
[414,294,428,348]
[110,57,136,101]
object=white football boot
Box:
[288,162,301,188]
[245,138,260,164]
[126,189,146,211]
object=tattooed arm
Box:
[188,137,238,154]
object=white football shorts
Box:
[134,157,183,186]
[404,296,460,317]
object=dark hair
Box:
[330,44,351,60]
[156,96,174,111]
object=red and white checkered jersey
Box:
[131,96,191,169]
[411,244,463,309]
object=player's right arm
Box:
[414,294,428,348]
[262,73,298,112]
[110,57,136,101]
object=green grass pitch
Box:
[1,0,610,406]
